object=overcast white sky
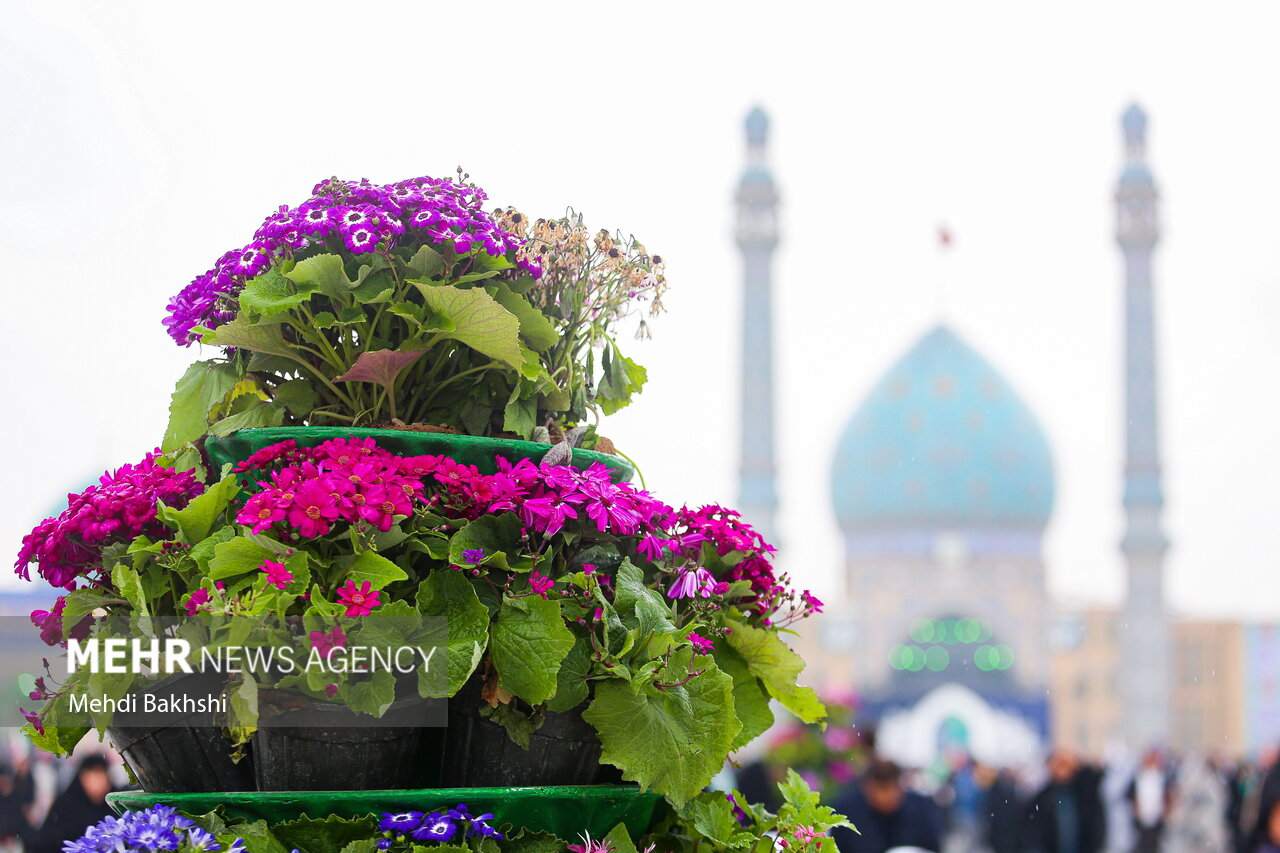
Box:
[3,0,1278,618]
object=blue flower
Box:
[379,811,425,833]
[410,812,458,843]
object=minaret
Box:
[735,107,780,546]
[1115,103,1172,747]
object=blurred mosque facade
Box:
[736,106,1280,764]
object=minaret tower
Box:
[1115,103,1172,747]
[735,107,780,545]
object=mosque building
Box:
[734,106,1280,764]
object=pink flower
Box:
[528,570,555,598]
[20,708,43,736]
[324,684,339,699]
[309,625,348,660]
[667,567,715,599]
[184,588,211,615]
[261,559,294,590]
[567,833,615,853]
[688,633,715,654]
[336,580,381,617]
[793,826,820,845]
[288,481,342,538]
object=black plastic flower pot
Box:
[433,677,624,788]
[105,673,253,793]
[253,691,444,791]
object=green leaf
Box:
[351,600,422,652]
[110,565,152,636]
[165,474,239,543]
[713,647,774,751]
[504,383,538,439]
[597,345,647,415]
[497,829,567,853]
[202,319,296,360]
[479,701,539,748]
[723,619,826,724]
[492,284,560,351]
[415,571,490,697]
[273,379,316,418]
[406,245,445,278]
[217,818,290,853]
[207,400,287,437]
[605,823,641,853]
[239,267,316,316]
[491,595,574,705]
[285,253,355,304]
[347,550,409,590]
[228,674,259,744]
[545,635,592,713]
[208,538,276,581]
[680,794,757,848]
[612,560,676,653]
[162,360,241,452]
[448,513,524,570]
[413,283,524,369]
[60,589,116,636]
[583,648,740,807]
[344,669,397,717]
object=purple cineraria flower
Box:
[461,549,485,565]
[667,566,715,599]
[229,241,272,277]
[410,812,458,843]
[343,226,381,254]
[688,632,715,654]
[378,811,425,833]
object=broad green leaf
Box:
[612,560,676,652]
[344,669,397,718]
[492,284,559,351]
[285,253,354,304]
[406,245,445,278]
[24,692,89,755]
[202,319,295,360]
[273,379,316,418]
[413,283,523,369]
[448,513,524,570]
[162,360,240,452]
[208,538,276,581]
[713,647,774,751]
[239,267,316,316]
[496,829,566,853]
[679,794,757,848]
[491,595,574,705]
[503,384,537,439]
[415,571,490,697]
[346,550,409,590]
[271,814,380,853]
[583,648,740,807]
[351,600,422,653]
[60,589,117,636]
[165,474,239,543]
[723,619,825,724]
[597,345,647,415]
[207,400,286,437]
[545,635,592,713]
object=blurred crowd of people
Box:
[0,737,124,853]
[735,744,1280,853]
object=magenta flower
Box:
[667,567,715,599]
[528,571,554,598]
[20,708,43,736]
[688,632,715,654]
[567,833,615,853]
[261,560,294,590]
[324,684,339,699]
[184,588,211,615]
[337,580,381,617]
[287,481,343,538]
[309,625,348,660]
[15,451,204,589]
[30,596,91,647]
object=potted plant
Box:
[14,452,256,793]
[159,173,665,478]
[88,772,849,853]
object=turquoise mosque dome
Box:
[832,325,1055,530]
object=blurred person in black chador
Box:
[982,766,1024,853]
[0,756,34,844]
[25,754,115,853]
[832,759,944,853]
[1022,750,1107,853]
